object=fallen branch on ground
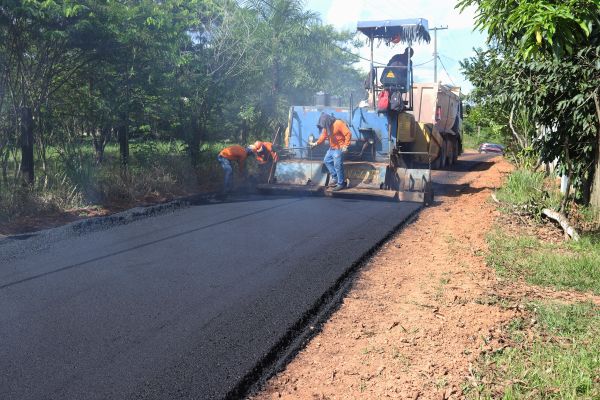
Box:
[542,208,580,241]
[491,192,500,204]
[491,193,580,241]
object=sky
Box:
[304,0,487,93]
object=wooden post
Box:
[20,107,34,185]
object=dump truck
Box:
[258,18,463,204]
[411,83,463,169]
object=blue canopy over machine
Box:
[356,18,431,43]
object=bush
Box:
[496,169,562,217]
[0,185,61,222]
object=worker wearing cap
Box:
[217,144,255,192]
[253,141,279,183]
[253,141,279,164]
[309,112,352,191]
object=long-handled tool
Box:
[307,134,315,185]
[267,126,282,184]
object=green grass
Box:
[469,166,600,399]
[496,170,562,213]
[487,229,600,294]
[471,301,600,399]
[0,139,231,223]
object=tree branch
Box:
[542,208,580,241]
[508,104,527,149]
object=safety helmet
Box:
[253,141,264,152]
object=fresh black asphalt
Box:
[0,195,421,399]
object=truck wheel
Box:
[446,139,454,167]
[432,149,441,169]
[439,139,447,169]
[448,138,458,167]
[432,139,446,170]
[431,156,439,170]
[451,138,459,164]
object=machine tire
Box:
[451,137,459,164]
[446,139,454,167]
[448,137,458,167]
[432,138,446,170]
[439,138,447,169]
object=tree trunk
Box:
[19,107,34,185]
[118,124,129,167]
[1,146,9,185]
[189,115,201,167]
[542,208,580,241]
[92,127,110,164]
[36,116,49,188]
[560,136,572,213]
[590,90,600,210]
[508,105,527,150]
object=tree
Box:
[0,0,367,212]
[458,0,600,208]
[242,0,362,129]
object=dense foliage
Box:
[458,0,600,207]
[0,0,363,216]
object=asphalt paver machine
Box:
[258,18,435,204]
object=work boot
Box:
[332,182,346,191]
[328,180,338,187]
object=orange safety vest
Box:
[316,120,352,149]
[255,142,278,164]
[219,145,249,172]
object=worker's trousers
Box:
[217,155,233,191]
[323,148,344,184]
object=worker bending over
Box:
[309,112,352,191]
[253,141,279,183]
[217,144,255,193]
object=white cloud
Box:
[326,0,363,30]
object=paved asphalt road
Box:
[0,194,421,399]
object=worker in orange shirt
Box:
[309,112,352,191]
[252,141,279,183]
[217,144,255,192]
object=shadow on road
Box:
[433,183,494,198]
[451,160,495,172]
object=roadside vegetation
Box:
[0,0,364,227]
[0,139,224,223]
[465,164,600,398]
[471,301,600,399]
[495,170,562,213]
[461,104,507,151]
[488,230,600,295]
[458,0,600,215]
[457,8,600,394]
